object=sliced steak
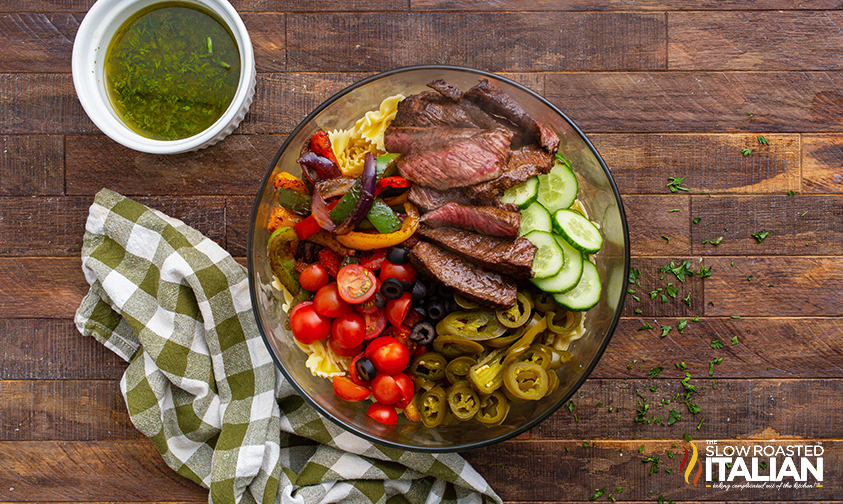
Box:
[408,185,473,212]
[426,79,504,130]
[464,78,560,152]
[419,202,520,238]
[410,241,517,309]
[396,129,514,190]
[464,145,554,203]
[389,90,481,129]
[416,225,536,279]
[384,126,483,156]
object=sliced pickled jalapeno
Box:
[517,343,554,370]
[475,390,510,426]
[503,361,549,401]
[436,310,506,341]
[495,291,532,328]
[445,356,477,385]
[468,348,507,394]
[446,381,481,421]
[544,369,560,397]
[433,334,485,358]
[409,352,447,381]
[453,292,479,309]
[533,290,557,312]
[503,315,548,366]
[484,324,526,348]
[420,386,447,428]
[547,309,580,334]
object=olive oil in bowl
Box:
[104,2,241,141]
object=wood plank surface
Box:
[545,72,843,133]
[802,134,843,193]
[0,14,80,73]
[0,257,89,318]
[413,0,843,10]
[590,133,800,195]
[669,12,843,71]
[0,73,93,134]
[621,195,690,256]
[286,13,666,72]
[0,135,63,195]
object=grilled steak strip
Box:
[396,129,514,190]
[389,90,482,129]
[464,78,560,152]
[415,225,536,279]
[408,185,473,213]
[463,145,554,203]
[419,202,520,239]
[410,241,517,309]
[384,126,483,156]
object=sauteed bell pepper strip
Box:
[333,153,377,235]
[334,202,419,250]
[268,226,302,297]
[374,176,411,196]
[309,130,339,165]
[330,153,400,224]
[293,199,340,240]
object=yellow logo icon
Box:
[680,441,703,487]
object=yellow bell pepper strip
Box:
[334,202,419,250]
[268,206,303,233]
[273,172,309,193]
[268,226,301,297]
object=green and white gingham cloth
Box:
[75,189,502,504]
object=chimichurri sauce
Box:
[104,2,241,140]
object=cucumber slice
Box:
[524,230,563,279]
[531,234,583,293]
[519,201,552,236]
[553,209,604,254]
[501,176,539,208]
[553,260,601,311]
[536,162,578,214]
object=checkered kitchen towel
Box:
[75,189,501,504]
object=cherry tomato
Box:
[403,308,425,328]
[331,312,366,349]
[366,402,398,425]
[363,309,387,340]
[371,374,401,405]
[413,344,429,357]
[386,292,412,327]
[365,336,410,375]
[349,353,370,386]
[393,373,415,409]
[380,260,416,285]
[332,376,370,402]
[318,248,343,277]
[313,283,353,318]
[290,303,331,344]
[359,249,387,271]
[336,264,378,304]
[328,337,364,357]
[299,263,329,291]
[383,324,416,355]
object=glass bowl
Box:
[247,66,629,452]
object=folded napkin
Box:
[75,189,501,504]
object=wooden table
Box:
[1,1,842,503]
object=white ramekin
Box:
[71,0,256,154]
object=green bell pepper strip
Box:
[366,197,402,233]
[329,153,400,224]
[268,227,301,297]
[277,187,312,216]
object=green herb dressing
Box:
[104,2,241,140]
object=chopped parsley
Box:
[667,176,689,193]
[638,323,654,331]
[741,147,752,156]
[589,487,605,501]
[634,308,643,314]
[710,339,724,349]
[693,217,702,224]
[667,409,681,425]
[731,336,739,345]
[760,461,768,469]
[683,293,691,307]
[662,235,671,243]
[731,315,741,319]
[702,236,723,246]
[638,444,645,452]
[757,135,769,146]
[709,357,724,376]
[647,365,665,379]
[678,318,688,333]
[788,190,795,196]
[752,230,770,243]
[629,267,641,285]
[660,325,673,337]
[665,284,679,298]
[668,208,681,213]
[801,210,809,217]
[675,361,687,371]
[699,265,713,278]
[642,456,661,475]
[684,432,693,442]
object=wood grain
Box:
[232,0,409,11]
[704,257,843,317]
[669,12,843,71]
[243,14,286,73]
[0,135,63,195]
[690,195,843,255]
[0,14,79,73]
[65,134,280,196]
[0,73,93,134]
[464,440,839,502]
[0,380,137,440]
[591,133,800,195]
[0,319,125,380]
[225,195,253,257]
[286,13,666,72]
[624,257,706,318]
[621,195,690,256]
[0,257,88,318]
[597,317,843,379]
[545,72,843,133]
[802,134,843,193]
[412,0,843,10]
[0,196,227,256]
[0,0,94,12]
[0,441,207,502]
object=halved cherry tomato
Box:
[331,312,366,349]
[290,303,331,344]
[328,337,364,357]
[359,249,387,271]
[403,309,425,328]
[413,344,429,357]
[380,260,416,285]
[383,324,416,355]
[371,374,401,405]
[386,292,412,327]
[332,376,370,402]
[366,402,398,425]
[363,309,387,340]
[336,264,377,304]
[299,263,329,292]
[318,248,343,277]
[313,283,352,318]
[349,353,370,386]
[365,336,410,375]
[393,373,415,409]
[355,295,379,315]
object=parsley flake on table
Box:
[648,365,665,379]
[589,487,605,501]
[684,432,693,442]
[629,267,641,285]
[752,230,770,243]
[683,294,691,307]
[693,217,702,224]
[634,308,643,314]
[639,444,645,452]
[697,417,705,429]
[642,456,661,475]
[665,284,679,298]
[660,325,673,337]
[699,265,713,278]
[757,135,769,146]
[650,288,662,299]
[731,336,739,345]
[741,147,752,156]
[668,208,681,213]
[675,361,687,370]
[711,339,724,349]
[788,190,795,196]
[638,323,654,331]
[678,318,688,333]
[667,176,689,193]
[667,409,681,425]
[709,357,724,376]
[662,235,671,243]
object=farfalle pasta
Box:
[329,94,404,177]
